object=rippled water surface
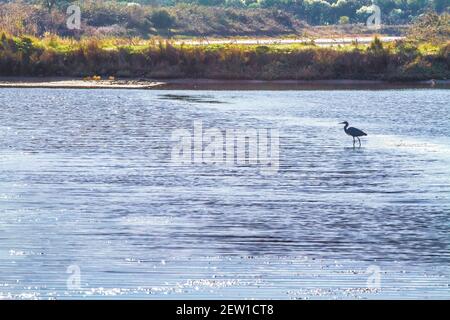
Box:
[0,88,449,299]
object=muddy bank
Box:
[0,77,448,90]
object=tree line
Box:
[128,0,448,24]
[2,0,449,25]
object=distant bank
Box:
[0,34,448,82]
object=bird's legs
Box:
[352,137,356,147]
[357,137,361,147]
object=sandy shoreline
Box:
[0,77,166,89]
[0,77,448,90]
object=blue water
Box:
[0,88,449,299]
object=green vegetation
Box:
[0,1,448,81]
[339,16,350,25]
[0,1,310,37]
[0,0,448,37]
[21,0,449,25]
[0,32,448,80]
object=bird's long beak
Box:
[339,122,345,124]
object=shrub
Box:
[339,16,349,25]
[408,11,450,44]
[150,10,175,30]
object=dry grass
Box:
[0,32,448,80]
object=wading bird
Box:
[340,121,367,147]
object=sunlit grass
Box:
[1,31,448,80]
[6,32,447,56]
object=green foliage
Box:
[147,0,447,25]
[369,36,384,52]
[339,16,350,24]
[10,0,450,29]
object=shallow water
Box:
[0,88,449,299]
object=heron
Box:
[339,121,367,147]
